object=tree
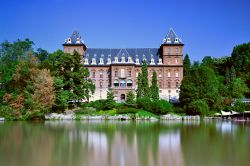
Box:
[183,54,191,76]
[231,78,249,98]
[188,99,209,116]
[225,67,230,86]
[150,70,159,100]
[49,50,95,109]
[136,73,143,98]
[126,91,135,105]
[140,60,150,98]
[201,56,214,69]
[230,66,236,83]
[105,89,115,110]
[34,48,48,62]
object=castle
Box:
[63,29,184,102]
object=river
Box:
[0,120,249,166]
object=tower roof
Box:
[63,30,85,46]
[162,28,183,45]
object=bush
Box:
[88,100,106,110]
[150,100,173,115]
[117,108,139,114]
[136,98,172,115]
[188,99,209,116]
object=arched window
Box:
[127,79,133,87]
[113,80,119,87]
[168,70,171,77]
[114,71,118,77]
[99,70,103,78]
[120,80,126,88]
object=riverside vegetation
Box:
[0,39,250,120]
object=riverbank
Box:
[45,112,201,121]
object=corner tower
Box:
[63,31,87,60]
[160,28,184,66]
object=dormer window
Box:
[107,55,111,65]
[150,55,155,65]
[67,38,71,44]
[99,54,104,65]
[142,54,146,62]
[175,38,179,43]
[91,55,97,65]
[167,38,171,43]
[135,55,140,65]
[76,38,81,44]
[114,56,119,63]
[121,56,126,63]
[128,56,133,63]
[84,58,89,65]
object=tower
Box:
[63,31,87,62]
[160,28,184,66]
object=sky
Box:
[0,0,250,61]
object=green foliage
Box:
[231,78,249,98]
[88,100,106,111]
[126,91,135,105]
[183,54,191,76]
[136,73,143,98]
[150,70,159,100]
[136,98,172,115]
[117,107,139,114]
[233,99,245,113]
[105,89,115,110]
[137,60,150,98]
[188,99,209,116]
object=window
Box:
[114,71,118,77]
[136,72,138,77]
[159,82,162,88]
[168,82,171,88]
[120,80,126,88]
[159,90,162,93]
[127,79,133,87]
[92,71,95,78]
[120,69,125,78]
[176,90,179,93]
[100,82,103,88]
[100,70,103,78]
[176,48,179,54]
[168,90,171,93]
[113,80,119,87]
[176,72,179,78]
[168,71,171,77]
[114,56,118,63]
[128,71,131,77]
[176,82,179,88]
[167,48,171,54]
[176,57,178,64]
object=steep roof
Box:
[162,28,183,45]
[63,30,85,45]
[84,48,161,66]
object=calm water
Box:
[0,120,250,166]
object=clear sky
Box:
[1,0,250,61]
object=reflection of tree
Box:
[0,121,185,166]
[180,121,250,166]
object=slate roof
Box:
[162,28,183,45]
[84,48,161,65]
[63,30,85,45]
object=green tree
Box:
[230,66,236,83]
[188,99,209,116]
[150,70,159,100]
[225,67,230,86]
[126,91,135,105]
[105,89,115,110]
[136,73,143,98]
[183,54,191,76]
[231,78,249,98]
[48,50,95,109]
[141,60,150,98]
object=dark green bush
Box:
[136,98,172,115]
[117,107,139,114]
[88,100,106,110]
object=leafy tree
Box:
[201,56,214,69]
[48,50,95,109]
[136,73,143,98]
[140,60,150,98]
[230,66,236,83]
[150,70,159,100]
[225,67,230,86]
[231,78,249,98]
[188,99,209,116]
[183,54,191,76]
[126,91,135,105]
[34,48,48,62]
[105,89,115,110]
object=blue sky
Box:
[0,0,250,61]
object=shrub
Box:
[150,100,173,115]
[188,99,209,116]
[117,108,139,114]
[88,100,106,110]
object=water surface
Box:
[0,120,250,166]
